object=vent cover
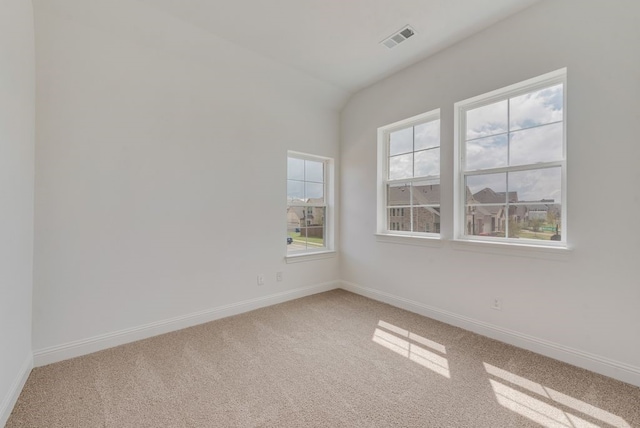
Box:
[381,26,416,49]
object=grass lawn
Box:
[288,231,325,246]
[517,230,554,240]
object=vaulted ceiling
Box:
[138,0,540,93]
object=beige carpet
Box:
[7,290,640,427]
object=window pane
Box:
[413,206,440,233]
[466,173,506,204]
[389,127,413,156]
[287,157,304,180]
[287,226,305,253]
[465,205,507,237]
[510,84,563,131]
[389,153,413,180]
[387,183,410,206]
[412,181,440,205]
[508,168,561,203]
[466,100,508,140]
[287,153,332,254]
[415,120,440,151]
[414,149,439,177]
[304,160,324,183]
[509,122,563,166]
[307,207,326,226]
[304,226,325,248]
[510,204,562,241]
[305,182,324,201]
[287,180,304,202]
[387,208,411,232]
[287,207,304,229]
[465,134,508,171]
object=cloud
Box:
[466,134,508,170]
[287,179,304,202]
[510,84,563,130]
[305,182,324,199]
[509,168,561,202]
[390,127,413,156]
[415,120,440,150]
[467,173,506,196]
[287,157,304,180]
[465,83,564,170]
[510,122,563,166]
[415,149,439,177]
[389,153,413,180]
[304,160,324,183]
[465,167,561,203]
[466,100,508,140]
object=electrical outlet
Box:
[492,298,502,311]
[257,274,264,286]
[276,272,283,282]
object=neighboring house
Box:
[387,184,440,233]
[466,187,517,235]
[287,198,325,238]
[287,208,302,230]
[468,188,560,236]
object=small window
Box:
[455,69,566,246]
[287,152,334,254]
[377,109,441,237]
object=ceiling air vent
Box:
[381,26,416,49]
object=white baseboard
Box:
[341,280,640,387]
[34,281,340,367]
[0,353,33,428]
[30,279,640,388]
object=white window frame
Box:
[377,109,441,240]
[453,68,568,248]
[286,151,335,261]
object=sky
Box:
[287,157,324,202]
[388,119,440,180]
[288,84,563,205]
[466,167,561,203]
[465,83,563,202]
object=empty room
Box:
[1,0,639,426]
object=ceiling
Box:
[138,0,540,93]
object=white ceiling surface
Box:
[138,0,540,93]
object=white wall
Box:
[340,0,640,384]
[32,0,347,356]
[0,0,35,424]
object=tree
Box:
[530,218,544,233]
[508,219,521,237]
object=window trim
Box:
[377,108,441,239]
[453,68,568,248]
[286,150,335,258]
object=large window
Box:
[287,152,333,255]
[455,69,566,246]
[377,109,441,237]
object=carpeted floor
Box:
[7,290,640,427]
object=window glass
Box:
[457,70,566,245]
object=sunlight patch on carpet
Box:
[485,363,631,428]
[373,320,449,378]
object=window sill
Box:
[285,250,336,264]
[375,233,443,247]
[450,238,572,260]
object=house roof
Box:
[388,184,440,206]
[472,187,518,204]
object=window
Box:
[455,69,566,246]
[377,109,441,237]
[287,152,333,255]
